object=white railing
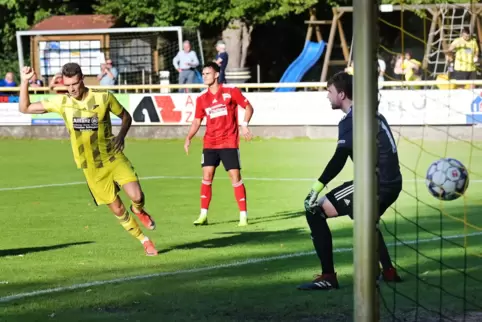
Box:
[1,79,482,93]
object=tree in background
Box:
[0,0,472,81]
[95,0,318,71]
[0,0,95,77]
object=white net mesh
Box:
[19,27,203,87]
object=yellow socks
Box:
[117,210,145,241]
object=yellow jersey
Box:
[401,59,421,81]
[451,37,478,72]
[41,89,125,169]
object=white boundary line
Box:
[1,231,481,303]
[1,175,481,192]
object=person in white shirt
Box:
[173,40,200,92]
[377,56,387,89]
[343,54,387,89]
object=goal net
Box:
[372,2,482,321]
[16,26,203,89]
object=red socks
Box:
[200,180,212,212]
[200,179,247,215]
[233,180,247,212]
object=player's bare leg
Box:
[228,169,248,226]
[107,196,158,256]
[194,166,216,226]
[123,181,156,230]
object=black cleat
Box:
[297,273,339,291]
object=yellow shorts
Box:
[83,157,139,205]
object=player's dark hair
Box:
[327,71,353,100]
[462,27,470,35]
[203,62,220,73]
[62,63,83,78]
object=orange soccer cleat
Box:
[142,239,158,256]
[131,206,156,230]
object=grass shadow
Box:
[202,210,306,226]
[0,241,94,257]
[159,228,307,254]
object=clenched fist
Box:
[20,66,35,82]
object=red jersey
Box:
[195,84,250,149]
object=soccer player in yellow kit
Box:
[19,63,158,256]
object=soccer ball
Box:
[425,158,469,201]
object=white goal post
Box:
[16,26,205,87]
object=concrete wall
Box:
[1,125,482,141]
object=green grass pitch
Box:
[1,137,481,321]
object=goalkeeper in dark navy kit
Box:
[298,72,402,290]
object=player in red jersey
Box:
[184,62,254,226]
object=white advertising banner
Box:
[1,89,481,126]
[126,89,482,126]
[0,102,32,125]
[378,89,479,125]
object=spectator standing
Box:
[97,59,118,86]
[394,51,421,88]
[173,40,200,92]
[214,40,229,84]
[448,27,479,89]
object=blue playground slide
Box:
[274,40,326,92]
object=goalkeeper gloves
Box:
[304,181,325,214]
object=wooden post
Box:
[337,19,349,62]
[313,8,323,43]
[320,8,342,82]
[315,23,323,43]
[32,36,40,81]
[30,36,36,72]
[469,9,477,35]
[476,15,482,56]
[104,33,110,60]
[423,8,439,71]
[305,8,316,43]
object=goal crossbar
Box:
[16,26,183,36]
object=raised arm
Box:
[19,67,47,114]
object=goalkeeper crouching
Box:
[298,72,402,290]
